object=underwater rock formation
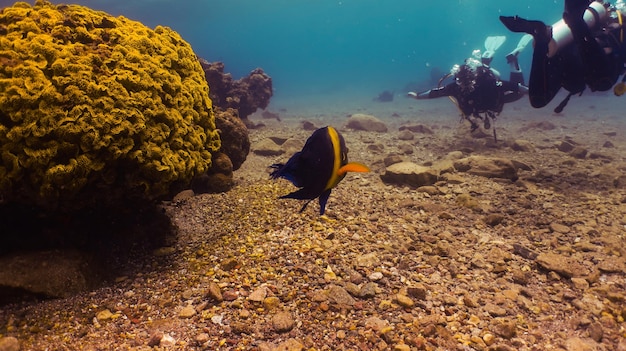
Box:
[214,108,250,171]
[0,1,221,211]
[200,59,273,120]
[374,90,394,102]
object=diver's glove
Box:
[407,92,418,98]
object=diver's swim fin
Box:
[505,33,533,68]
[482,36,506,64]
[515,34,533,53]
[484,36,506,53]
[499,16,551,45]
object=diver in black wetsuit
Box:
[500,0,626,112]
[408,36,530,139]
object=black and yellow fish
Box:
[270,126,370,214]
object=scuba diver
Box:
[500,0,626,112]
[408,35,531,141]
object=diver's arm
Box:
[407,85,453,99]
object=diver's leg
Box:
[563,0,618,90]
[500,16,562,107]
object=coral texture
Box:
[0,1,220,210]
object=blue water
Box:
[4,0,565,107]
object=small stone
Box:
[222,290,238,301]
[393,344,411,351]
[96,309,114,321]
[571,277,589,290]
[482,333,495,346]
[274,338,304,351]
[484,213,505,226]
[550,222,570,233]
[179,305,197,318]
[0,337,20,351]
[558,141,575,152]
[356,253,380,267]
[407,284,427,300]
[207,282,223,302]
[570,146,588,159]
[147,332,163,347]
[327,285,356,306]
[394,294,414,308]
[368,272,384,281]
[272,311,295,333]
[263,296,281,311]
[588,322,603,342]
[485,303,508,317]
[492,319,517,339]
[248,286,267,302]
[160,333,176,347]
[564,336,600,351]
[153,246,176,256]
[195,333,210,344]
[359,282,378,298]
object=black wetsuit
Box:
[501,0,626,110]
[415,68,526,120]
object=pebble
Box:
[272,311,295,333]
[248,286,267,302]
[160,333,176,347]
[207,282,223,302]
[327,285,356,306]
[587,322,603,342]
[368,272,383,281]
[0,337,19,351]
[407,284,427,300]
[356,253,380,267]
[359,282,378,298]
[485,303,507,317]
[179,305,196,318]
[273,338,304,351]
[96,309,114,321]
[571,277,589,290]
[393,344,411,351]
[222,290,238,301]
[263,296,281,311]
[550,222,571,233]
[492,319,517,339]
[147,332,163,347]
[394,294,414,308]
[195,333,209,344]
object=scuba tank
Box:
[547,1,609,57]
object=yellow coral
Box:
[0,0,220,210]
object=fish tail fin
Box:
[337,162,370,176]
[269,163,285,179]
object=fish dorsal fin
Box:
[337,162,370,176]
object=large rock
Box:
[214,108,250,171]
[253,138,284,156]
[453,156,518,180]
[200,60,273,120]
[345,114,388,132]
[380,162,438,188]
[0,250,102,300]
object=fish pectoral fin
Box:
[337,162,370,175]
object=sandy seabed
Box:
[1,92,626,351]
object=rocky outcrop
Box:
[0,250,103,301]
[380,162,439,188]
[200,59,273,120]
[453,156,518,180]
[214,108,250,171]
[345,114,388,132]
